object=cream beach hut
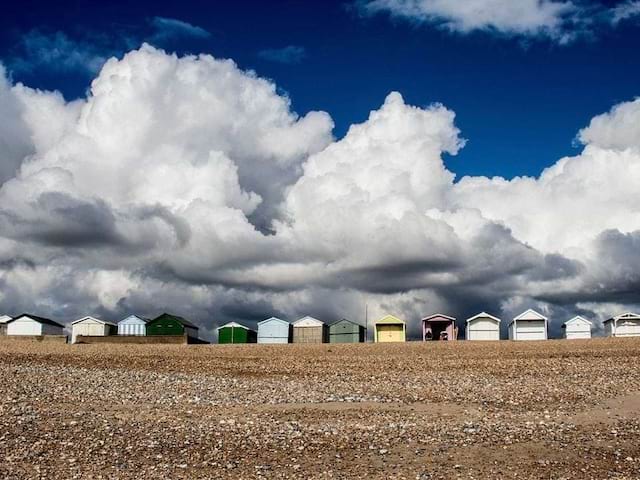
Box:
[603,312,640,337]
[466,312,501,341]
[562,316,592,339]
[508,309,548,341]
[71,316,117,343]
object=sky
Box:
[1,0,640,340]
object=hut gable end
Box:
[293,316,324,327]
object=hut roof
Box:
[422,313,456,322]
[8,314,65,328]
[151,313,199,329]
[71,316,117,326]
[563,315,592,327]
[329,318,364,327]
[604,312,640,323]
[258,316,289,326]
[510,308,547,325]
[118,314,150,324]
[217,321,252,330]
[465,312,501,324]
[375,315,405,325]
[293,316,324,327]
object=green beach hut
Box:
[146,313,199,338]
[329,318,366,343]
[217,322,257,344]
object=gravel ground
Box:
[1,338,640,479]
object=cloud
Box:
[577,98,640,150]
[7,17,211,76]
[1,45,640,340]
[610,1,640,24]
[9,30,111,74]
[0,65,35,184]
[355,0,640,43]
[149,17,211,41]
[258,45,307,64]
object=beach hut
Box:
[562,316,592,339]
[508,309,548,341]
[257,317,291,344]
[374,315,406,343]
[71,316,117,343]
[603,312,640,337]
[422,314,458,341]
[0,315,11,335]
[292,316,328,344]
[217,322,257,344]
[329,318,366,343]
[146,313,199,338]
[6,314,64,336]
[465,312,501,341]
[117,315,149,336]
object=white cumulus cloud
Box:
[1,45,640,339]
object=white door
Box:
[567,331,590,339]
[616,320,640,337]
[516,320,546,340]
[470,329,499,341]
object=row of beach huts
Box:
[220,310,640,343]
[0,313,199,343]
[1,309,640,344]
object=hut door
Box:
[378,325,402,342]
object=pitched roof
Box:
[375,314,405,325]
[293,316,325,327]
[329,318,364,328]
[604,312,640,323]
[465,312,501,324]
[216,321,252,330]
[8,314,65,328]
[150,313,199,329]
[0,315,12,324]
[71,316,117,326]
[510,308,547,325]
[258,316,289,325]
[422,313,456,322]
[563,315,592,326]
[118,314,150,324]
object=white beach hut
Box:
[6,314,65,336]
[465,312,501,341]
[508,309,548,341]
[603,312,640,337]
[117,315,149,336]
[71,316,117,343]
[562,316,592,339]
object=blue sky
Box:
[2,0,639,180]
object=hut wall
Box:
[615,319,640,337]
[375,324,404,343]
[7,318,44,336]
[514,320,546,341]
[329,321,365,343]
[147,318,185,336]
[293,325,327,344]
[257,320,291,344]
[467,318,500,341]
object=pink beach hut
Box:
[422,314,458,341]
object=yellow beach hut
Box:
[374,315,406,343]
